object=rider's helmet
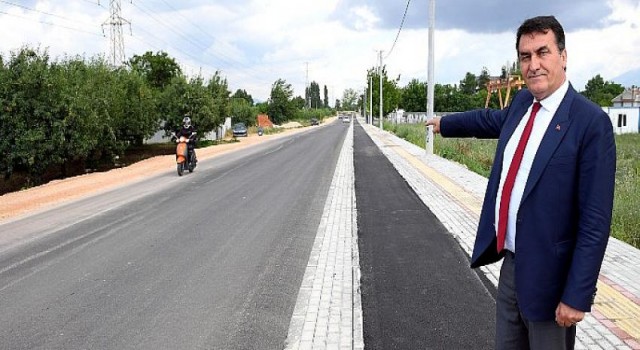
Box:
[182,116,191,128]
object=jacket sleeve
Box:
[561,108,616,311]
[440,108,508,139]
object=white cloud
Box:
[2,0,639,104]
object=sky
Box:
[1,0,639,104]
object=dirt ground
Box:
[0,120,333,223]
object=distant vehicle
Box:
[310,118,319,126]
[342,115,350,123]
[232,122,248,137]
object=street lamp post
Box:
[369,74,373,124]
[426,0,435,154]
[379,50,383,130]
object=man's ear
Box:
[561,49,567,71]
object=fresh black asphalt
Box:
[353,121,496,349]
[0,123,348,350]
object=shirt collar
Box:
[535,79,569,113]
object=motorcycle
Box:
[172,132,197,176]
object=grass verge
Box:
[383,121,640,249]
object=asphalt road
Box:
[353,120,496,349]
[0,122,348,350]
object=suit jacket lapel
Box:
[521,86,576,202]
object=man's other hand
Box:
[555,302,585,328]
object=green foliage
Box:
[0,46,231,186]
[306,81,323,109]
[323,85,329,108]
[206,71,230,129]
[255,101,269,114]
[158,71,229,137]
[581,74,625,107]
[293,108,332,122]
[385,123,640,249]
[477,67,491,92]
[291,96,306,109]
[268,79,295,124]
[229,98,255,126]
[383,121,427,148]
[366,65,401,116]
[434,84,483,112]
[459,72,478,95]
[611,134,640,248]
[341,88,360,111]
[1,48,64,181]
[127,51,181,89]
[400,79,426,112]
[231,89,254,105]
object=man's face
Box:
[518,30,567,100]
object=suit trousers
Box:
[496,251,576,350]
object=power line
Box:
[0,9,103,37]
[131,0,276,85]
[385,0,411,59]
[131,2,236,69]
[0,0,76,22]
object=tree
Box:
[1,48,60,181]
[323,85,329,108]
[232,88,254,105]
[229,98,254,126]
[477,67,491,92]
[582,74,624,107]
[292,96,305,109]
[367,65,401,117]
[341,89,359,111]
[400,79,427,112]
[127,51,181,89]
[459,72,477,95]
[206,71,230,129]
[306,81,322,109]
[268,79,295,124]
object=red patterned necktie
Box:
[497,102,541,253]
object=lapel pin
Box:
[555,124,561,131]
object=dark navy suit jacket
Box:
[440,85,616,321]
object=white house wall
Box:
[603,107,640,134]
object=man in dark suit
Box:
[426,16,616,349]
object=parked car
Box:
[232,122,248,137]
[310,118,319,126]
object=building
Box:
[612,86,640,107]
[605,87,640,134]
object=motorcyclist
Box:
[175,116,197,164]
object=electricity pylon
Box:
[102,0,131,66]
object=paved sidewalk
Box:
[360,119,640,350]
[285,122,364,350]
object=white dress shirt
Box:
[495,79,570,252]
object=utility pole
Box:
[369,74,373,124]
[378,50,383,130]
[363,89,366,120]
[102,0,131,66]
[305,62,309,109]
[425,0,435,154]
